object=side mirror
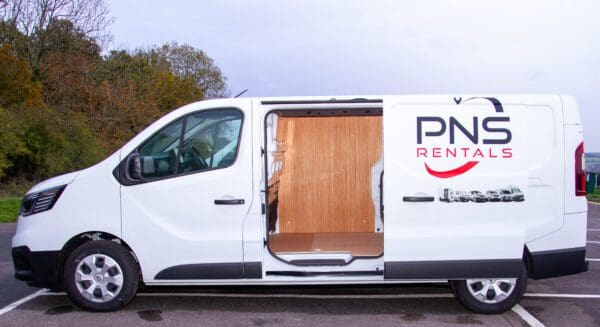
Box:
[126,153,142,181]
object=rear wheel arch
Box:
[451,261,528,314]
[523,245,534,278]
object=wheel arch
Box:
[58,231,143,288]
[523,245,534,278]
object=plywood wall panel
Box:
[277,116,382,233]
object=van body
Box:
[12,95,588,313]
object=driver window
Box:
[179,109,243,174]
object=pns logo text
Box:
[416,97,513,178]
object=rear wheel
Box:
[64,240,139,312]
[451,263,527,314]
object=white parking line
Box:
[588,229,600,232]
[524,293,600,299]
[512,304,546,327]
[28,291,555,327]
[587,241,600,244]
[0,289,48,316]
[34,290,600,326]
[587,258,600,262]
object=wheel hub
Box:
[74,254,124,303]
[466,278,517,304]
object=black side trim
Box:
[266,270,383,277]
[244,262,262,279]
[384,259,522,279]
[288,259,348,266]
[155,262,263,280]
[261,99,382,105]
[528,247,587,280]
[12,246,61,289]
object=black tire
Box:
[63,240,139,312]
[451,263,528,314]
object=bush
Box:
[0,198,20,223]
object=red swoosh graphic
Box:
[424,161,479,178]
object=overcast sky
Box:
[107,0,600,151]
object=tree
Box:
[0,38,104,181]
[144,42,229,99]
[38,19,100,110]
[0,0,113,77]
[0,43,43,108]
[0,3,230,188]
[0,107,27,179]
[91,49,206,150]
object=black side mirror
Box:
[126,153,142,181]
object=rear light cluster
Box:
[19,185,67,216]
[575,142,586,196]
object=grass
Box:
[588,189,600,203]
[0,198,20,223]
[0,178,37,198]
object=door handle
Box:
[214,199,245,205]
[402,196,434,202]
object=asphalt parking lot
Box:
[1,204,599,326]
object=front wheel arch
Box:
[57,232,142,289]
[63,240,140,311]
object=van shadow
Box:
[21,284,481,321]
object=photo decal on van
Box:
[439,186,525,203]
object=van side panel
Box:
[383,96,529,279]
[520,100,565,244]
[524,96,587,279]
[383,95,586,280]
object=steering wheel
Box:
[183,145,208,170]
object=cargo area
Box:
[265,111,384,262]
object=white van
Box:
[12,95,588,313]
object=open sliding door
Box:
[383,96,528,280]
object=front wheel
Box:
[63,240,139,312]
[451,263,528,314]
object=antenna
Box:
[234,89,248,98]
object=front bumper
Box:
[12,246,62,289]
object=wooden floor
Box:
[268,232,383,257]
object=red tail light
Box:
[575,142,586,196]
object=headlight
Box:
[19,185,67,216]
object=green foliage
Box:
[0,8,228,195]
[0,107,28,179]
[0,198,20,223]
[589,189,600,203]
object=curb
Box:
[589,201,600,205]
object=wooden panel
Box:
[277,116,382,233]
[269,233,383,257]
